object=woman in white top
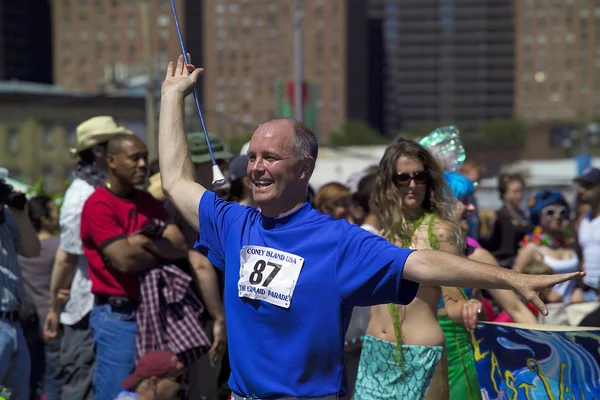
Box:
[512,190,582,304]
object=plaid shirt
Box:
[136,264,211,367]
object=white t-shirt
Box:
[580,214,600,290]
[59,178,96,325]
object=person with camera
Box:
[0,169,41,400]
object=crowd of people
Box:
[0,53,597,400]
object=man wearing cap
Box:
[575,167,600,301]
[163,132,230,400]
[44,116,133,400]
[115,350,183,400]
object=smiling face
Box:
[394,155,429,210]
[247,120,314,217]
[539,203,569,232]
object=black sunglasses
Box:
[392,171,430,186]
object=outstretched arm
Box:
[159,54,206,231]
[470,247,538,325]
[403,249,584,315]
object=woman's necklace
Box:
[520,226,575,249]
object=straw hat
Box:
[69,116,133,157]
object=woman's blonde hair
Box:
[313,182,350,215]
[373,139,456,239]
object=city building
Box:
[51,0,202,92]
[200,0,377,142]
[0,0,52,83]
[0,81,145,193]
[383,0,515,136]
[515,0,600,123]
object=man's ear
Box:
[300,157,315,179]
[106,153,116,169]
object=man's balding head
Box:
[255,118,318,161]
[107,133,144,155]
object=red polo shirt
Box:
[80,186,169,299]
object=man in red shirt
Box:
[80,134,187,400]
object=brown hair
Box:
[498,172,525,199]
[314,182,351,216]
[461,161,483,175]
[372,140,455,238]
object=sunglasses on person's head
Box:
[542,205,568,218]
[392,171,429,186]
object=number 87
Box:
[249,260,282,287]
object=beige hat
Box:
[69,116,133,157]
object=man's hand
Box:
[511,272,585,315]
[208,318,227,368]
[461,299,482,332]
[43,310,60,340]
[161,54,204,97]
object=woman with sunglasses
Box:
[354,140,480,400]
[512,190,582,305]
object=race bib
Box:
[238,245,305,309]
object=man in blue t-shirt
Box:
[157,55,583,400]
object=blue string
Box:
[169,0,217,167]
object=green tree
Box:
[480,117,527,147]
[26,177,68,209]
[227,133,254,155]
[329,121,388,146]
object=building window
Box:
[129,45,136,56]
[157,14,169,27]
[159,29,169,39]
[43,125,53,149]
[7,128,18,155]
[67,123,78,147]
[42,167,54,190]
[126,29,136,39]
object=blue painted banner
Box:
[472,322,600,400]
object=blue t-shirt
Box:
[196,191,418,398]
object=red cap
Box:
[122,350,180,390]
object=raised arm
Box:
[403,249,584,315]
[159,54,206,231]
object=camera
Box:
[0,168,27,211]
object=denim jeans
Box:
[90,303,137,400]
[0,319,31,400]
